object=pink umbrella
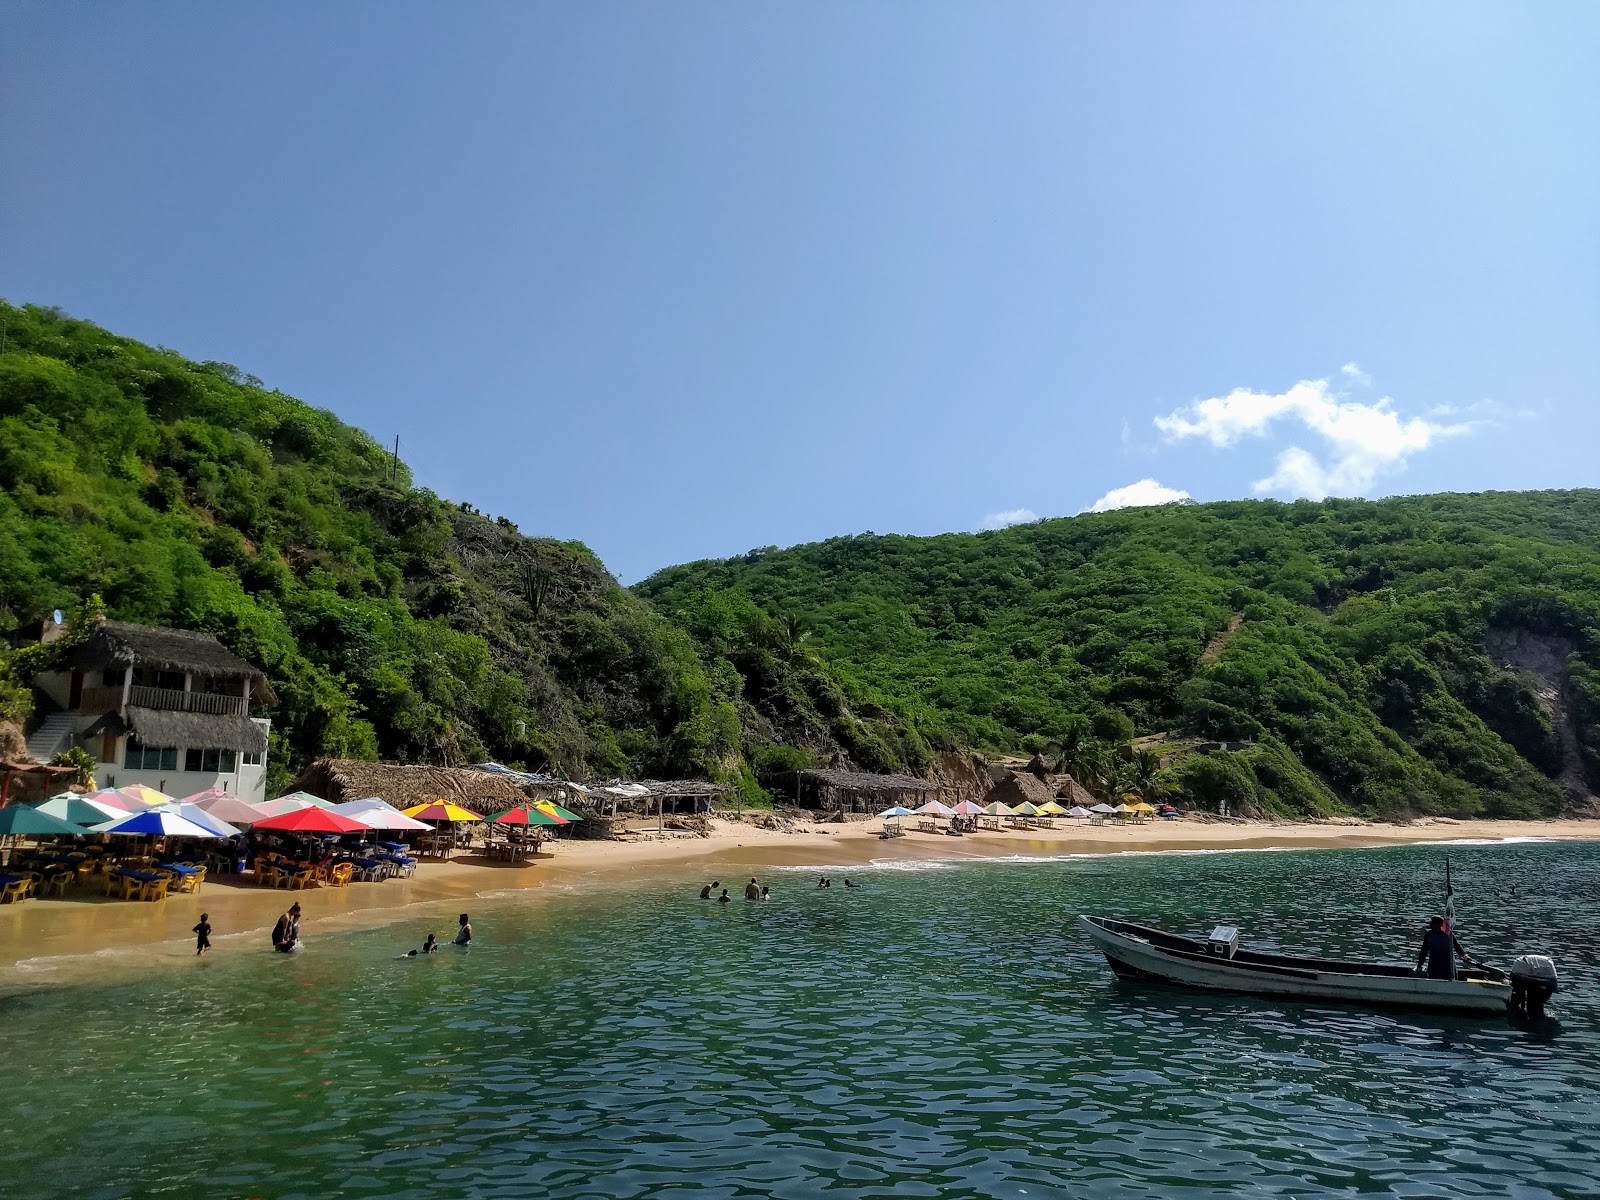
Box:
[951,800,986,816]
[85,788,138,812]
[192,794,270,827]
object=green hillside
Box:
[0,301,921,795]
[639,492,1600,819]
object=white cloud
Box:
[1340,362,1373,387]
[1154,376,1469,501]
[1086,479,1192,513]
[982,507,1039,530]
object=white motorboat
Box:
[1079,915,1518,1014]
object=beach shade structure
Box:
[1125,801,1157,814]
[252,807,369,835]
[84,788,138,812]
[30,792,127,826]
[270,790,334,810]
[253,795,326,819]
[915,799,955,818]
[1012,801,1041,817]
[400,801,483,824]
[330,800,431,832]
[0,804,86,838]
[951,800,987,817]
[982,801,1016,817]
[876,805,916,819]
[94,809,221,839]
[1036,801,1070,817]
[532,799,585,823]
[1067,806,1094,818]
[485,805,567,827]
[116,783,177,810]
[192,794,270,827]
[1089,804,1118,815]
[160,803,244,839]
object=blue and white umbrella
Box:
[92,810,221,839]
[877,805,916,818]
[159,803,244,838]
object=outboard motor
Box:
[1508,955,1559,1017]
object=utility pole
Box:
[390,435,400,483]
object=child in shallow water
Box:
[193,914,212,956]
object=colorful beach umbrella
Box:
[876,805,916,818]
[252,807,369,834]
[485,805,565,827]
[532,799,584,823]
[1068,806,1094,818]
[192,794,270,827]
[94,810,221,839]
[1090,804,1117,815]
[915,799,955,817]
[1012,801,1040,816]
[951,800,986,816]
[269,790,334,810]
[1036,801,1070,817]
[330,799,431,831]
[983,801,1016,817]
[31,792,126,826]
[84,788,137,812]
[158,803,244,838]
[400,801,483,823]
[116,783,177,810]
[0,805,86,838]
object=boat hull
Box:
[1080,915,1510,1014]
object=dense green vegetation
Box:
[6,299,1597,820]
[640,492,1600,819]
[0,302,917,796]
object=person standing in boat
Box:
[1416,915,1476,979]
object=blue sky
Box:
[4,3,1596,582]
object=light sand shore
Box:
[3,815,1595,988]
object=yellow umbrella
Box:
[1036,800,1070,816]
[400,800,483,823]
[1126,801,1157,814]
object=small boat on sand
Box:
[1079,915,1517,1014]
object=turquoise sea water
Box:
[2,840,1598,1198]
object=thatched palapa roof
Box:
[1055,775,1096,808]
[791,769,941,795]
[982,769,1056,809]
[72,621,276,703]
[294,759,530,814]
[117,707,268,754]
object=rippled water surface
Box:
[3,841,1599,1198]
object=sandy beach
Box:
[4,814,1597,988]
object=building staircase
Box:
[25,712,76,763]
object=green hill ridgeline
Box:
[638,492,1600,820]
[0,301,917,797]
[5,299,1598,821]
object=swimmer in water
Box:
[718,888,731,903]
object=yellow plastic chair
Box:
[140,876,170,902]
[329,863,353,888]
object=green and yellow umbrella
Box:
[532,799,584,823]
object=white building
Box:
[29,619,275,802]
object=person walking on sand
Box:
[193,913,212,956]
[454,913,473,945]
[744,877,761,901]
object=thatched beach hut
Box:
[981,769,1056,812]
[292,759,529,816]
[784,769,943,815]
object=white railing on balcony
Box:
[126,685,248,716]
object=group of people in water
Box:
[185,904,477,957]
[696,874,867,901]
[699,877,771,902]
